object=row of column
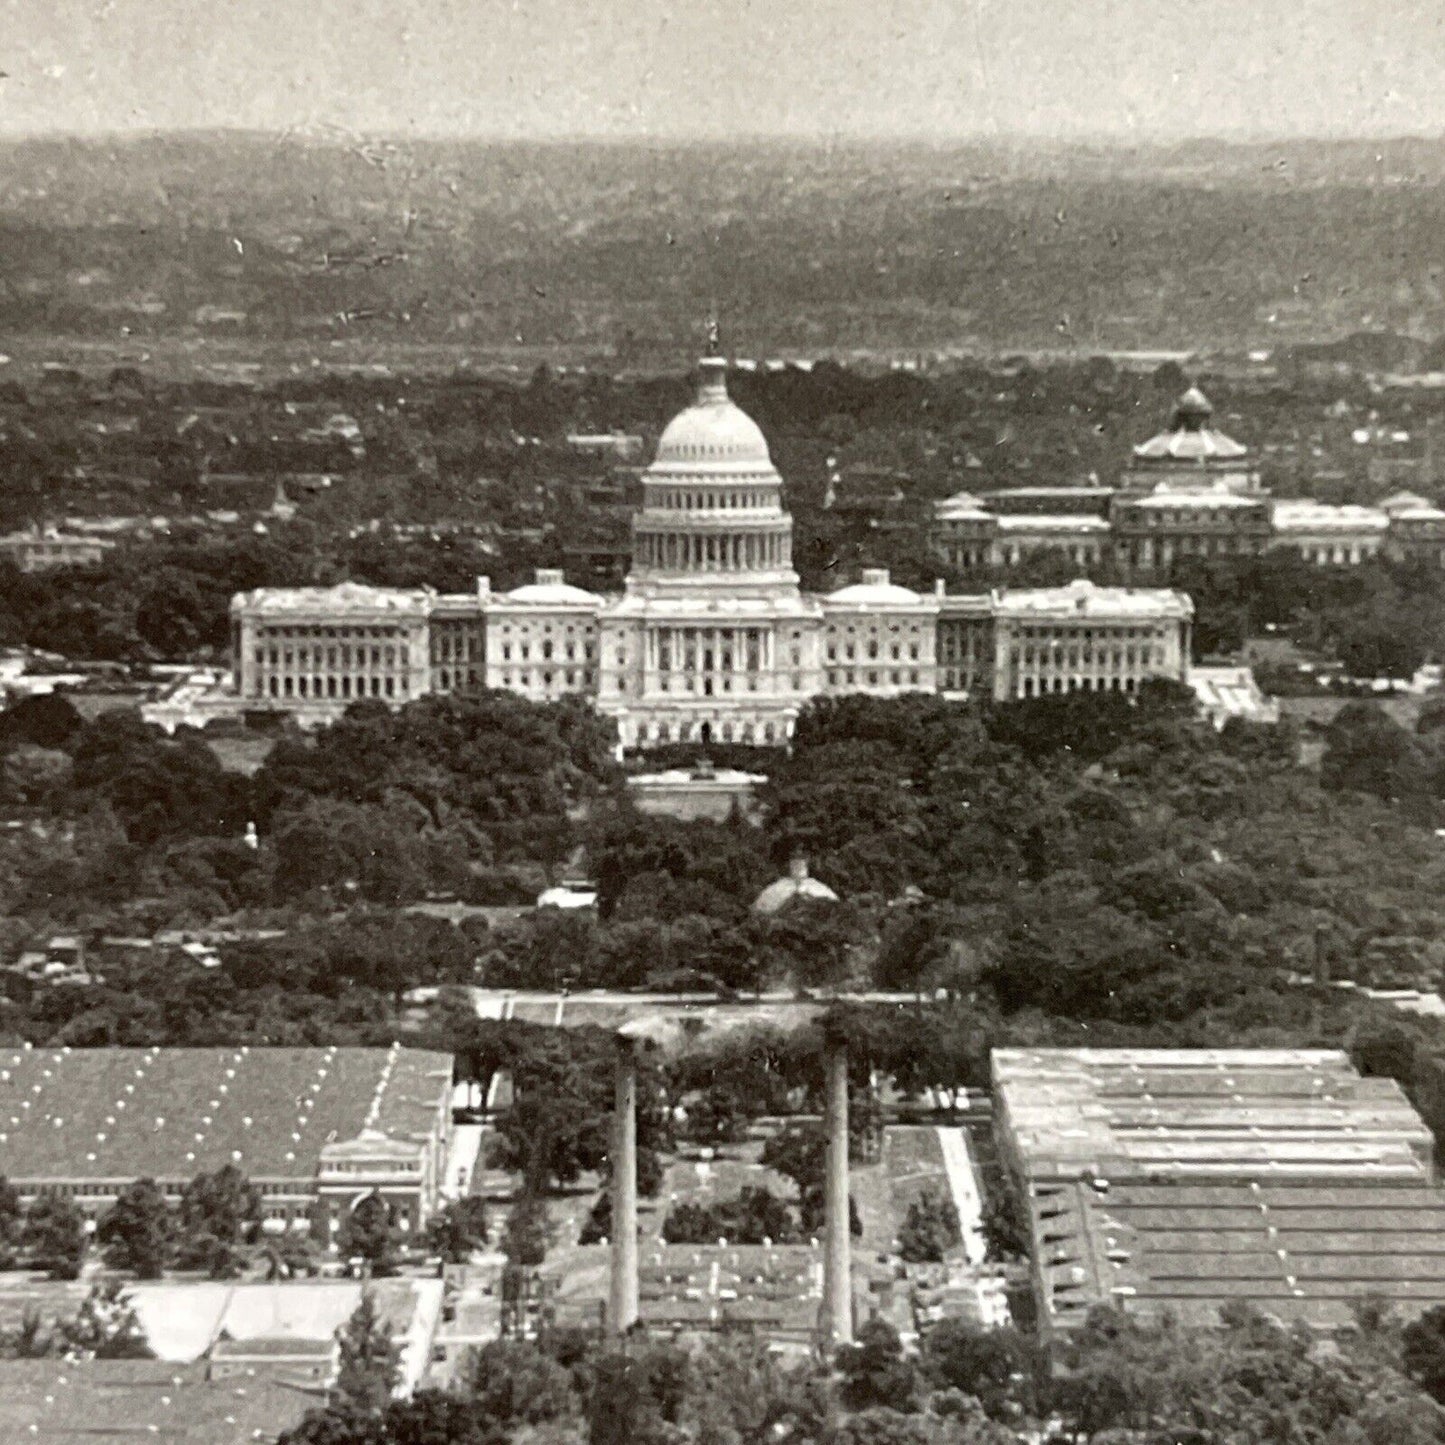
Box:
[1006,625,1184,696]
[647,626,772,685]
[243,626,422,702]
[636,529,791,571]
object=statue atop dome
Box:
[705,315,722,357]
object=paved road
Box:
[452,987,937,1018]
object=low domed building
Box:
[1122,387,1260,494]
[752,857,839,915]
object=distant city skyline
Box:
[1,0,1442,141]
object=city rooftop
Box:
[0,1044,452,1185]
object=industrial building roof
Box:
[128,1278,435,1363]
[994,1048,1435,1186]
[1188,664,1282,728]
[1001,1048,1445,1332]
[1032,1179,1445,1331]
[0,1045,452,1183]
[0,1360,320,1445]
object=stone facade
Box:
[223,360,1193,743]
[933,389,1445,575]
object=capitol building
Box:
[168,357,1193,746]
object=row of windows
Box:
[27,1181,311,1201]
[255,625,411,640]
[323,1160,421,1174]
[938,668,984,689]
[638,673,805,696]
[1124,537,1262,557]
[827,641,921,663]
[827,622,926,636]
[434,668,483,690]
[1120,509,1266,527]
[1296,545,1378,564]
[638,718,787,745]
[827,670,922,688]
[1012,626,1164,641]
[1012,647,1163,668]
[657,641,765,670]
[1019,675,1140,696]
[430,633,482,662]
[256,645,409,669]
[652,675,764,695]
[652,488,775,511]
[500,640,595,662]
[264,674,407,700]
[495,670,595,691]
[937,641,987,662]
[497,622,595,634]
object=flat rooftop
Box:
[1034,1179,1445,1332]
[128,1278,431,1361]
[994,1048,1435,1185]
[558,1242,827,1334]
[0,1045,452,1184]
[0,1359,320,1444]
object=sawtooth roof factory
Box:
[994,1047,1445,1335]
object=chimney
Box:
[822,1044,853,1347]
[789,856,810,882]
[861,567,890,587]
[476,576,491,598]
[934,578,946,598]
[535,568,565,586]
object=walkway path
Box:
[935,1126,986,1266]
[441,1123,483,1201]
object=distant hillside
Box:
[2,133,1445,355]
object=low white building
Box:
[991,580,1192,700]
[1188,664,1282,727]
[1270,500,1390,565]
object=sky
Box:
[1,0,1442,140]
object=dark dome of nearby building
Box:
[1133,386,1249,463]
[752,857,840,914]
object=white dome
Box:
[505,569,600,606]
[827,568,922,606]
[652,358,773,471]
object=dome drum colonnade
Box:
[596,355,823,749]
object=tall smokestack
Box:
[607,1036,639,1333]
[822,1043,853,1348]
